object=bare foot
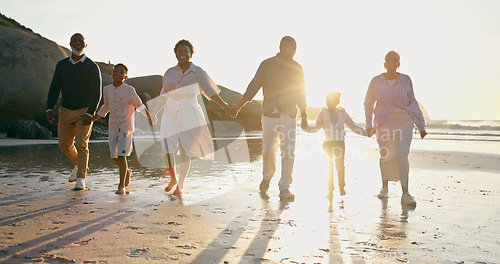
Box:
[165,179,177,192]
[164,168,177,192]
[163,167,174,179]
[125,169,132,187]
[173,187,183,195]
[340,187,346,196]
[115,186,125,194]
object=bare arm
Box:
[210,94,231,117]
[364,78,377,137]
[230,62,265,118]
[303,110,323,133]
[150,93,168,125]
[343,111,366,136]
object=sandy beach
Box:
[0,132,499,263]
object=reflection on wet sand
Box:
[1,132,500,263]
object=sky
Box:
[2,0,499,120]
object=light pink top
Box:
[97,83,146,136]
[364,73,425,132]
[161,63,220,98]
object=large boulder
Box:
[7,119,52,139]
[202,85,262,131]
[126,75,163,98]
[0,24,70,130]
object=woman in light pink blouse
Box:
[364,51,427,206]
[151,39,231,195]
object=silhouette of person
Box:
[230,36,307,201]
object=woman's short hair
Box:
[385,51,400,62]
[174,39,194,56]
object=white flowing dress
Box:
[159,63,220,160]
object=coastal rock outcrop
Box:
[7,120,52,139]
[0,15,71,130]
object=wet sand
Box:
[0,133,499,263]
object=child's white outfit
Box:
[96,83,147,158]
[305,107,365,193]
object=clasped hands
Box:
[224,104,241,119]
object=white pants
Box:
[262,113,296,191]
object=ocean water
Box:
[425,119,500,141]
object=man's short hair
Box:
[114,63,128,73]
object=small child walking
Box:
[93,63,152,194]
[304,92,366,198]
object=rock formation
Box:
[0,14,71,131]
[7,120,52,139]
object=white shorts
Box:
[109,131,133,159]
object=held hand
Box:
[366,128,375,138]
[222,104,234,118]
[420,130,427,139]
[150,114,158,125]
[300,118,308,130]
[46,110,55,124]
[145,110,154,127]
[228,105,240,118]
[82,115,92,126]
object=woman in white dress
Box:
[364,51,427,205]
[152,39,231,194]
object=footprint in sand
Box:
[35,254,76,263]
[176,244,197,249]
[127,247,149,258]
[73,237,94,246]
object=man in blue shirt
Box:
[46,33,102,190]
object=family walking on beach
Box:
[46,33,427,206]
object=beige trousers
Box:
[58,107,93,179]
[261,113,296,191]
[376,108,413,187]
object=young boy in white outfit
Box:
[304,92,366,198]
[93,64,152,194]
